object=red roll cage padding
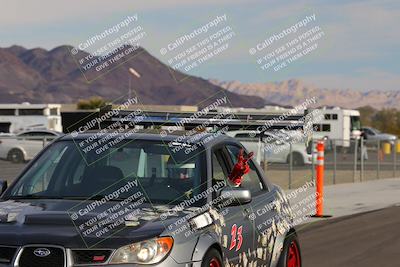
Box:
[228,149,254,186]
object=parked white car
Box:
[227,130,313,166]
[0,130,62,163]
[362,127,397,144]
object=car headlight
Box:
[110,237,173,264]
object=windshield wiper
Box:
[8,195,64,200]
[87,195,126,201]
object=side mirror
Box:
[219,187,252,206]
[0,180,7,195]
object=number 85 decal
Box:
[229,224,243,251]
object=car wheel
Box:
[287,152,304,166]
[7,149,24,163]
[278,233,302,267]
[201,248,222,267]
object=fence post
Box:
[289,143,293,190]
[353,138,358,183]
[262,139,268,173]
[377,140,381,179]
[360,136,364,182]
[311,139,315,182]
[393,140,397,178]
[333,139,336,184]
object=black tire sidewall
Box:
[8,149,24,163]
[277,233,302,267]
[288,153,304,166]
[201,248,222,267]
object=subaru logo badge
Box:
[33,248,51,257]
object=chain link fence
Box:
[0,135,399,190]
[233,136,399,190]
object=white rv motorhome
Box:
[307,107,361,147]
[0,103,62,133]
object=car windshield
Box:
[5,140,206,206]
[371,128,381,134]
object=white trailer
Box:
[307,107,361,147]
[0,103,62,133]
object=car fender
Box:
[269,228,287,267]
[268,186,296,267]
[191,231,221,262]
[269,228,297,267]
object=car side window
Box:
[212,151,227,183]
[225,145,264,195]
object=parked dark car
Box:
[0,130,301,267]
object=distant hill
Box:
[0,45,266,108]
[210,79,400,109]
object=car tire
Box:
[277,233,302,267]
[201,248,223,267]
[7,149,24,164]
[287,152,304,166]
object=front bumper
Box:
[0,246,197,267]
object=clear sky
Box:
[0,0,399,91]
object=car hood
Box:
[0,199,200,248]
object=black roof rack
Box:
[98,107,307,131]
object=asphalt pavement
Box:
[0,160,25,184]
[1,159,400,267]
[298,206,400,267]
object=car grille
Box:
[19,246,65,267]
[0,246,17,264]
[72,249,112,265]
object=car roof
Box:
[17,130,62,135]
[60,129,236,148]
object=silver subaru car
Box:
[0,131,301,267]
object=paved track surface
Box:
[298,206,400,267]
[0,160,25,184]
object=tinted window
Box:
[324,114,331,120]
[19,132,56,136]
[313,124,331,132]
[322,124,331,132]
[235,133,251,138]
[18,109,44,116]
[212,152,226,182]
[49,108,59,116]
[0,109,15,115]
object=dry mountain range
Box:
[0,45,266,108]
[210,79,400,109]
[0,45,397,109]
